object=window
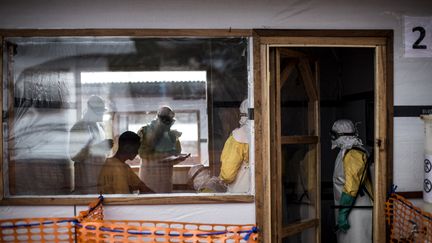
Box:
[1,34,253,202]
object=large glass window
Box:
[2,37,251,197]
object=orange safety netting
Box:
[0,196,258,243]
[385,193,432,243]
[0,217,76,242]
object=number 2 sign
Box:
[404,16,432,57]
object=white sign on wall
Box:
[404,16,432,57]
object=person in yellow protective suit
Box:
[98,131,153,194]
[219,99,250,193]
[138,106,189,193]
[187,99,250,193]
[331,119,373,243]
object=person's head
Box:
[187,165,227,192]
[157,106,176,127]
[85,95,107,122]
[330,119,362,150]
[117,131,141,160]
[239,99,248,126]
[188,164,210,186]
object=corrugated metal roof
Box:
[81,71,206,84]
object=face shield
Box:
[157,106,176,127]
[330,119,362,150]
[329,130,357,141]
[159,115,176,126]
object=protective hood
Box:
[238,99,248,126]
[233,99,249,143]
[331,119,362,150]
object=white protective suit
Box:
[69,96,112,194]
[138,106,183,193]
[331,119,373,243]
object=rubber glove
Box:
[337,192,355,233]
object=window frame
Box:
[0,29,254,205]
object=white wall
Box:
[0,202,255,225]
[1,0,432,221]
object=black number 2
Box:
[412,26,427,49]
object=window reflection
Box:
[3,37,250,196]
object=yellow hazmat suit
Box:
[331,119,373,243]
[219,135,249,184]
[219,99,250,193]
[342,149,373,198]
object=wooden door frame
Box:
[270,48,321,242]
[253,29,394,243]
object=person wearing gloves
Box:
[331,119,373,243]
[138,106,190,193]
[219,99,250,193]
[69,95,113,194]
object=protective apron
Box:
[333,145,373,243]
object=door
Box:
[269,48,320,243]
[254,31,392,243]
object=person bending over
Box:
[98,131,154,194]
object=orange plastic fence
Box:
[385,193,432,243]
[77,220,257,243]
[0,217,76,242]
[0,196,258,243]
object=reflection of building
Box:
[81,71,208,166]
[6,70,74,195]
[81,72,208,189]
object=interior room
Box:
[274,47,374,242]
[310,47,375,242]
[4,37,249,195]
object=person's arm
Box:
[69,124,93,162]
[343,149,367,197]
[337,149,367,232]
[137,181,154,193]
[160,153,191,166]
[219,136,248,184]
[128,167,154,193]
[169,129,182,154]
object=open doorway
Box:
[254,30,393,243]
[309,47,375,243]
[270,46,374,242]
